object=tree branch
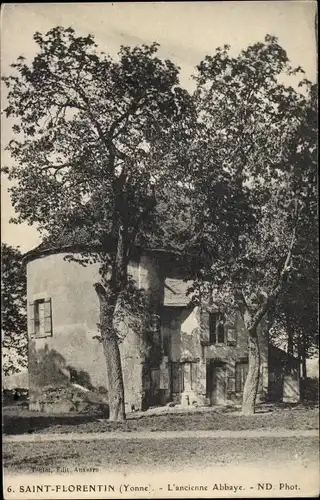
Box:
[108,98,145,138]
[234,288,250,319]
[94,282,107,302]
[40,163,70,173]
[129,185,157,244]
[249,198,302,332]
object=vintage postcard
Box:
[2,2,319,499]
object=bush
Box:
[2,388,29,406]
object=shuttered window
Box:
[201,309,237,347]
[29,298,53,338]
[171,362,184,393]
[151,369,160,393]
[235,361,249,393]
[191,362,198,391]
[227,364,236,393]
[28,301,35,336]
[227,375,236,393]
[200,309,210,344]
[226,320,237,346]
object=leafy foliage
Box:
[269,84,318,362]
[3,27,193,244]
[185,36,314,322]
[1,244,27,375]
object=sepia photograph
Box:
[1,2,318,499]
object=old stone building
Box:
[25,241,300,414]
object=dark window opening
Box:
[34,299,45,336]
[163,335,170,357]
[209,313,225,344]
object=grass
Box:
[3,403,319,435]
[3,436,319,474]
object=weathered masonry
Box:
[25,244,300,413]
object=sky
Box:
[1,1,317,253]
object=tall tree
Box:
[1,244,27,376]
[269,83,318,376]
[2,26,194,420]
[185,36,315,414]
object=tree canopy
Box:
[1,244,27,376]
[3,27,194,244]
[268,83,318,372]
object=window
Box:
[35,299,46,336]
[209,313,225,344]
[163,334,170,357]
[29,298,52,338]
[235,361,249,393]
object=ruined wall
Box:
[168,307,268,406]
[139,254,165,408]
[27,253,104,413]
[162,275,269,406]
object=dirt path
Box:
[4,428,318,442]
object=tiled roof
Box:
[23,228,194,263]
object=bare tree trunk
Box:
[301,337,307,379]
[94,220,129,422]
[242,327,260,415]
[101,316,126,422]
[297,334,302,378]
[96,284,126,421]
[301,356,307,379]
[233,292,262,416]
[297,331,307,379]
[286,316,294,375]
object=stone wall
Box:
[161,278,269,406]
[27,251,162,413]
[139,254,165,408]
[27,253,107,413]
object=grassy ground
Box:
[3,436,319,474]
[3,404,319,435]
